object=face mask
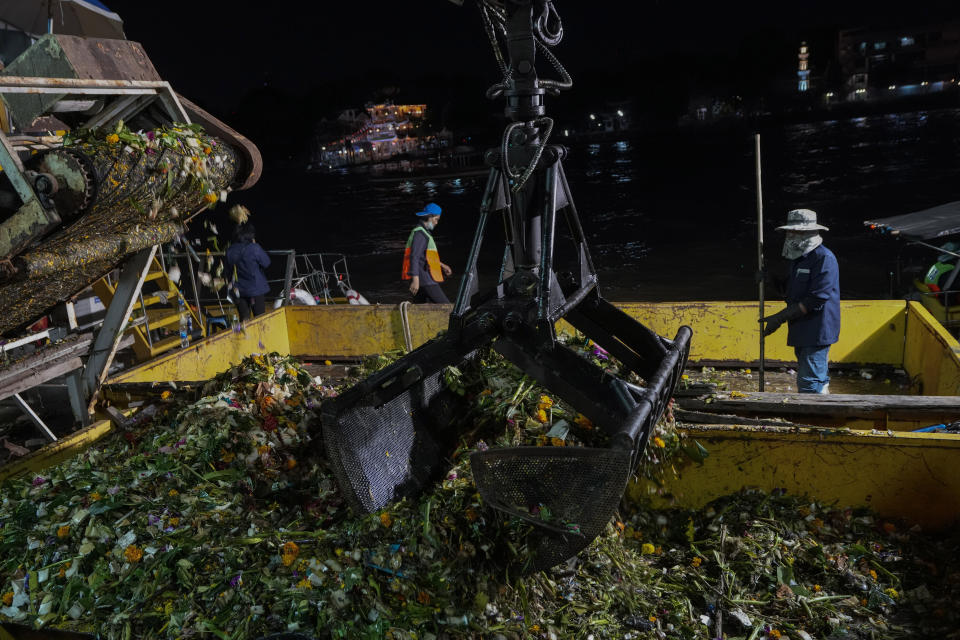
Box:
[422,219,436,231]
[782,231,822,260]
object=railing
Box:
[161,248,360,323]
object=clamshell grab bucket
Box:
[321,315,691,570]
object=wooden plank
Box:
[678,391,960,429]
[0,356,82,401]
[673,408,810,428]
[0,333,92,388]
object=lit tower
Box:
[798,41,810,92]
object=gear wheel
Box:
[26,148,97,221]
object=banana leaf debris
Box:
[0,342,957,639]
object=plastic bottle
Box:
[178,298,189,348]
[231,311,240,333]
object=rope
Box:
[399,301,413,352]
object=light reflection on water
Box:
[246,108,960,304]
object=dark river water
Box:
[236,108,960,305]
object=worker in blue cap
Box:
[401,202,453,303]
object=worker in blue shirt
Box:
[761,209,840,394]
[226,222,271,321]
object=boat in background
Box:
[865,200,960,335]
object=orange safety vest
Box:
[401,226,444,283]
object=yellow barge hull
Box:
[5,300,959,531]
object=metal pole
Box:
[755,133,766,392]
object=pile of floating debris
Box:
[0,347,957,639]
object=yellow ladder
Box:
[92,256,205,361]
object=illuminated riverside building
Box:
[837,22,960,101]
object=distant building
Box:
[798,42,811,92]
[585,102,632,132]
[837,22,960,101]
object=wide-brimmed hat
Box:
[776,208,828,231]
[416,202,442,217]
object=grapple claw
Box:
[318,0,693,572]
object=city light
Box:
[826,92,834,97]
[589,114,596,120]
[888,85,896,90]
[617,110,624,117]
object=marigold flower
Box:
[768,631,782,639]
[869,569,878,581]
[57,525,70,538]
[648,615,657,622]
[203,192,218,204]
[90,492,102,501]
[550,437,566,447]
[691,556,702,567]
[641,543,655,555]
[124,545,143,563]
[538,395,553,409]
[479,388,492,396]
[161,390,172,400]
[1,592,12,606]
[813,584,822,592]
[536,409,548,423]
[885,588,899,599]
[380,512,393,528]
[168,489,179,497]
[221,450,236,463]
[281,541,300,566]
[203,146,212,155]
[297,577,311,589]
[465,507,479,522]
[573,413,593,429]
[105,133,119,144]
[653,436,666,448]
[258,445,271,455]
[286,458,297,470]
[168,517,180,527]
[417,591,431,604]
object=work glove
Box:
[760,303,804,336]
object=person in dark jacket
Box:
[226,222,271,321]
[401,202,453,303]
[761,209,840,394]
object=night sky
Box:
[102,0,960,156]
[106,1,960,95]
